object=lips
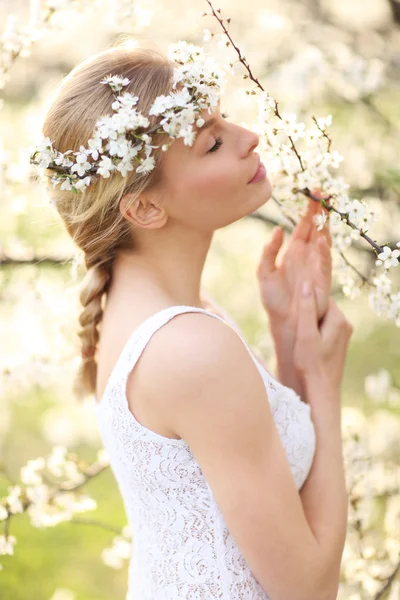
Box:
[248,155,261,184]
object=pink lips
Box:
[248,156,267,184]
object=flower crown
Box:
[29,41,228,195]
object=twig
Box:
[300,188,385,254]
[374,558,400,599]
[204,1,399,283]
[204,1,304,172]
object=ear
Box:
[119,191,168,229]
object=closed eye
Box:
[207,137,223,153]
[207,112,229,154]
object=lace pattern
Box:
[94,305,317,599]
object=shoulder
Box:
[131,312,267,437]
[142,309,253,377]
[132,309,266,413]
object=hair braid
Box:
[72,254,114,402]
[40,41,174,402]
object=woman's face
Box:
[155,102,273,233]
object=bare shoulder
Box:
[135,310,256,393]
[129,310,264,432]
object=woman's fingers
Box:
[256,226,284,279]
[291,199,315,244]
[317,235,332,277]
[296,280,318,337]
[310,189,332,248]
[320,298,353,348]
[293,280,319,372]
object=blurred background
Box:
[1,0,400,598]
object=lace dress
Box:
[94,305,317,600]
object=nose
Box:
[248,130,259,154]
[244,127,259,158]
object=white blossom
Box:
[101,532,131,569]
[0,535,16,556]
[179,126,196,146]
[73,176,91,191]
[97,156,115,178]
[20,457,46,486]
[54,152,73,168]
[87,138,101,160]
[136,156,155,175]
[279,113,305,140]
[314,212,327,231]
[47,445,68,478]
[5,485,23,514]
[60,178,73,191]
[70,150,91,177]
[376,246,400,270]
[100,75,130,92]
[316,114,332,129]
[148,94,175,116]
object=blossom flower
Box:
[148,94,175,116]
[376,246,400,269]
[73,176,91,191]
[60,178,73,191]
[87,138,101,160]
[100,75,130,92]
[280,113,305,140]
[314,212,327,231]
[316,114,332,129]
[70,150,91,177]
[97,156,115,178]
[5,485,23,514]
[0,535,16,556]
[180,126,196,146]
[136,156,155,174]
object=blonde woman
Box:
[39,42,352,600]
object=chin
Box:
[254,177,273,206]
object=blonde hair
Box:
[42,41,174,402]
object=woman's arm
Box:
[268,320,307,400]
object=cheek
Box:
[188,161,241,199]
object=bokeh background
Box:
[1,0,400,598]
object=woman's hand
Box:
[293,280,353,399]
[256,193,332,327]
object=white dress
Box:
[94,305,317,600]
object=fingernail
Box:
[302,281,311,296]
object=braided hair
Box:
[41,41,174,401]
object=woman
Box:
[39,42,352,600]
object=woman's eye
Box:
[207,137,223,153]
[206,113,229,153]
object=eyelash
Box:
[207,112,229,154]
